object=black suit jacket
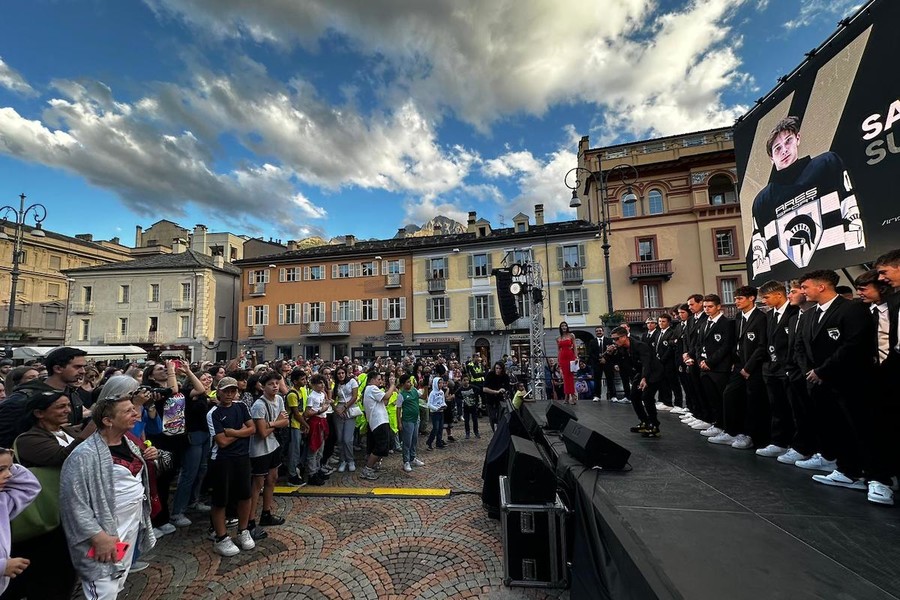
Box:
[627,339,665,384]
[733,309,768,374]
[796,296,877,391]
[886,293,900,367]
[656,327,679,365]
[698,315,734,373]
[644,329,660,348]
[762,304,799,377]
[684,312,708,360]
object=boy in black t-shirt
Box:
[208,377,257,557]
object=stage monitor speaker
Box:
[508,435,556,504]
[545,403,577,431]
[493,268,521,326]
[510,404,540,439]
[562,420,631,471]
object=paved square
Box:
[106,427,570,599]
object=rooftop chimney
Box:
[396,228,406,239]
[467,211,477,234]
[75,233,93,242]
[434,224,442,236]
[287,240,299,251]
[172,237,187,254]
[135,225,143,247]
[213,254,225,269]
[109,236,120,245]
[534,204,545,226]
[192,224,208,255]
[345,234,356,247]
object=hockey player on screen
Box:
[748,116,865,280]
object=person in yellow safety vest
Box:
[355,371,369,434]
[285,369,309,486]
[386,385,402,452]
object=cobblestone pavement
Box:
[105,422,570,600]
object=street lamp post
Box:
[564,163,639,314]
[0,194,47,331]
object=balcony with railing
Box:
[165,299,193,311]
[385,273,401,288]
[249,324,266,338]
[301,321,351,336]
[70,302,95,314]
[628,259,674,282]
[104,331,159,344]
[469,318,500,332]
[560,266,584,285]
[507,315,532,330]
[249,282,266,297]
[427,277,447,293]
[621,304,736,324]
[385,318,402,332]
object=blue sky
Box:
[0,0,862,245]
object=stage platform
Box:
[529,399,900,600]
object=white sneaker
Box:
[777,448,810,465]
[189,502,211,512]
[592,397,601,403]
[412,458,425,467]
[348,461,356,472]
[708,432,736,445]
[156,523,176,536]
[403,462,412,472]
[338,462,347,473]
[755,445,788,458]
[795,453,836,472]
[731,434,754,450]
[671,407,687,414]
[868,481,895,506]
[690,420,712,430]
[170,514,192,528]
[811,470,866,490]
[700,426,723,437]
[236,528,256,550]
[655,402,669,411]
[213,536,240,557]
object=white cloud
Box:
[142,0,751,138]
[784,0,861,30]
[0,57,36,97]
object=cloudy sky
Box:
[0,0,862,244]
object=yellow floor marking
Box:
[276,485,451,498]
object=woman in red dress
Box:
[556,322,578,405]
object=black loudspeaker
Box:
[482,412,515,518]
[545,403,578,431]
[509,404,540,439]
[508,435,556,504]
[493,269,521,326]
[562,420,631,471]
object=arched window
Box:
[622,192,637,218]
[648,189,664,214]
[708,174,736,205]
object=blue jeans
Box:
[400,420,419,463]
[172,429,209,516]
[288,427,306,478]
[334,415,356,463]
[427,412,444,447]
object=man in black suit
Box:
[755,280,800,459]
[795,270,879,501]
[611,326,664,438]
[643,317,660,348]
[588,325,617,402]
[655,314,682,410]
[853,267,896,505]
[680,294,708,426]
[692,294,734,433]
[712,286,769,449]
[875,249,900,369]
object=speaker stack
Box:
[507,435,556,504]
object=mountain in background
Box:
[396,215,466,238]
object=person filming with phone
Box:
[60,393,157,599]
